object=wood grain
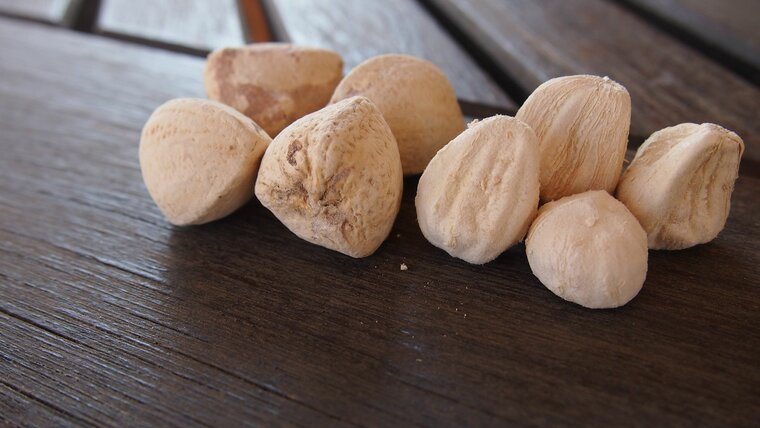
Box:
[622,0,760,73]
[0,0,79,25]
[428,0,760,174]
[97,0,245,54]
[264,0,514,109]
[1,17,759,427]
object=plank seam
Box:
[0,11,59,27]
[238,0,273,42]
[70,0,100,33]
[415,0,530,103]
[0,379,95,428]
[2,293,285,423]
[0,310,100,427]
[1,302,228,427]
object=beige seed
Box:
[204,43,343,137]
[139,98,271,226]
[526,190,648,309]
[416,116,540,264]
[516,75,631,202]
[330,54,464,175]
[254,96,403,258]
[617,123,744,250]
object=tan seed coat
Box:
[204,43,343,137]
[255,96,403,258]
[516,75,631,202]
[330,54,464,175]
[139,98,271,226]
[617,123,744,249]
[526,190,648,309]
[416,116,540,264]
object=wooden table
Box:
[1,1,758,426]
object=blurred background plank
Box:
[428,0,760,174]
[264,0,515,109]
[0,0,80,25]
[623,0,760,74]
[97,0,246,54]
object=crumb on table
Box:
[400,263,408,271]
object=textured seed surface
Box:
[416,116,540,264]
[139,98,271,226]
[254,96,403,258]
[204,43,343,137]
[330,54,464,175]
[617,123,744,250]
[526,190,648,309]
[516,75,631,202]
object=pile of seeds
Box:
[139,43,744,309]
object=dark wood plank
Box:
[623,0,760,73]
[1,18,759,427]
[0,381,81,427]
[0,0,80,25]
[264,0,515,110]
[96,0,246,54]
[428,0,760,175]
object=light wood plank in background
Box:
[265,0,514,109]
[97,0,246,54]
[0,0,79,25]
[625,0,760,72]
